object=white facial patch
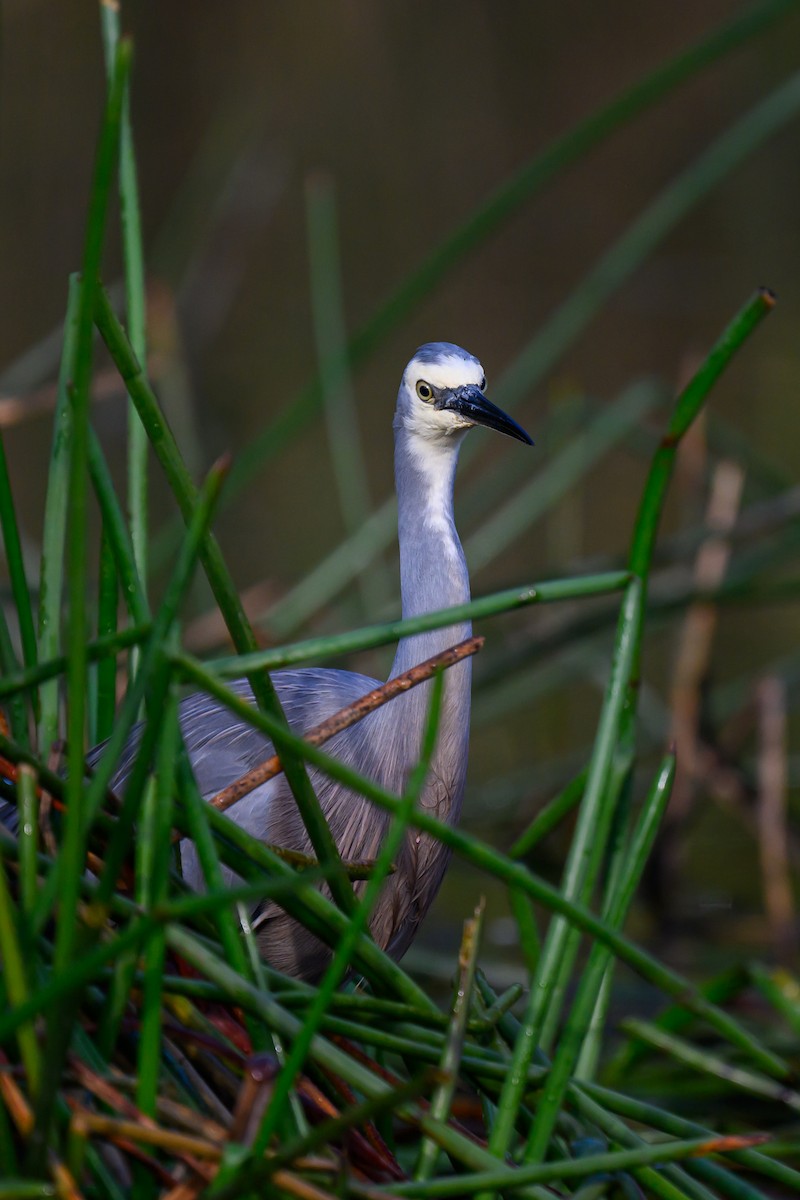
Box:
[405,354,484,393]
[397,352,486,444]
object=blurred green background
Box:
[1,1,799,980]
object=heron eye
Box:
[480,375,486,391]
[416,381,434,403]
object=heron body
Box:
[100,345,531,978]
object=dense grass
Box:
[1,3,800,1198]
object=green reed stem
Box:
[90,458,230,906]
[0,430,33,744]
[33,457,227,982]
[748,962,800,1040]
[178,759,260,974]
[683,1159,773,1200]
[37,274,80,755]
[28,460,212,1169]
[88,427,150,624]
[0,433,37,688]
[0,625,149,702]
[536,744,635,1056]
[0,845,40,1094]
[415,898,484,1181]
[306,172,383,616]
[621,1018,800,1112]
[16,765,38,918]
[0,593,28,746]
[510,768,587,859]
[135,684,179,1117]
[0,1186,56,1199]
[567,1085,721,1200]
[95,526,118,744]
[508,886,541,980]
[609,965,749,1083]
[384,1134,756,1197]
[53,39,131,973]
[203,572,630,677]
[497,953,779,1194]
[28,46,131,1170]
[525,752,676,1160]
[582,1080,800,1194]
[483,580,641,1179]
[101,4,149,598]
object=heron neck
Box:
[381,425,473,822]
[390,425,472,679]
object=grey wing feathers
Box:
[91,667,382,798]
[0,798,18,836]
[2,665,414,980]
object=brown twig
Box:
[73,1058,230,1145]
[669,458,745,819]
[0,359,163,430]
[76,1105,339,1200]
[68,1111,222,1161]
[208,635,484,817]
[302,1067,405,1180]
[756,675,795,958]
[229,1053,279,1145]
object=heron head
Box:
[395,342,532,447]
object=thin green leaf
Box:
[201,572,631,678]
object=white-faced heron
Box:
[6,343,533,980]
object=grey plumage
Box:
[4,344,532,981]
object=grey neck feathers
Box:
[378,422,472,815]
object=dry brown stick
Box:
[74,1111,338,1200]
[756,675,795,957]
[207,635,484,817]
[69,1111,222,1161]
[72,1058,229,1146]
[0,358,163,430]
[668,458,745,820]
[229,1053,278,1146]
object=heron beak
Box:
[439,385,534,445]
